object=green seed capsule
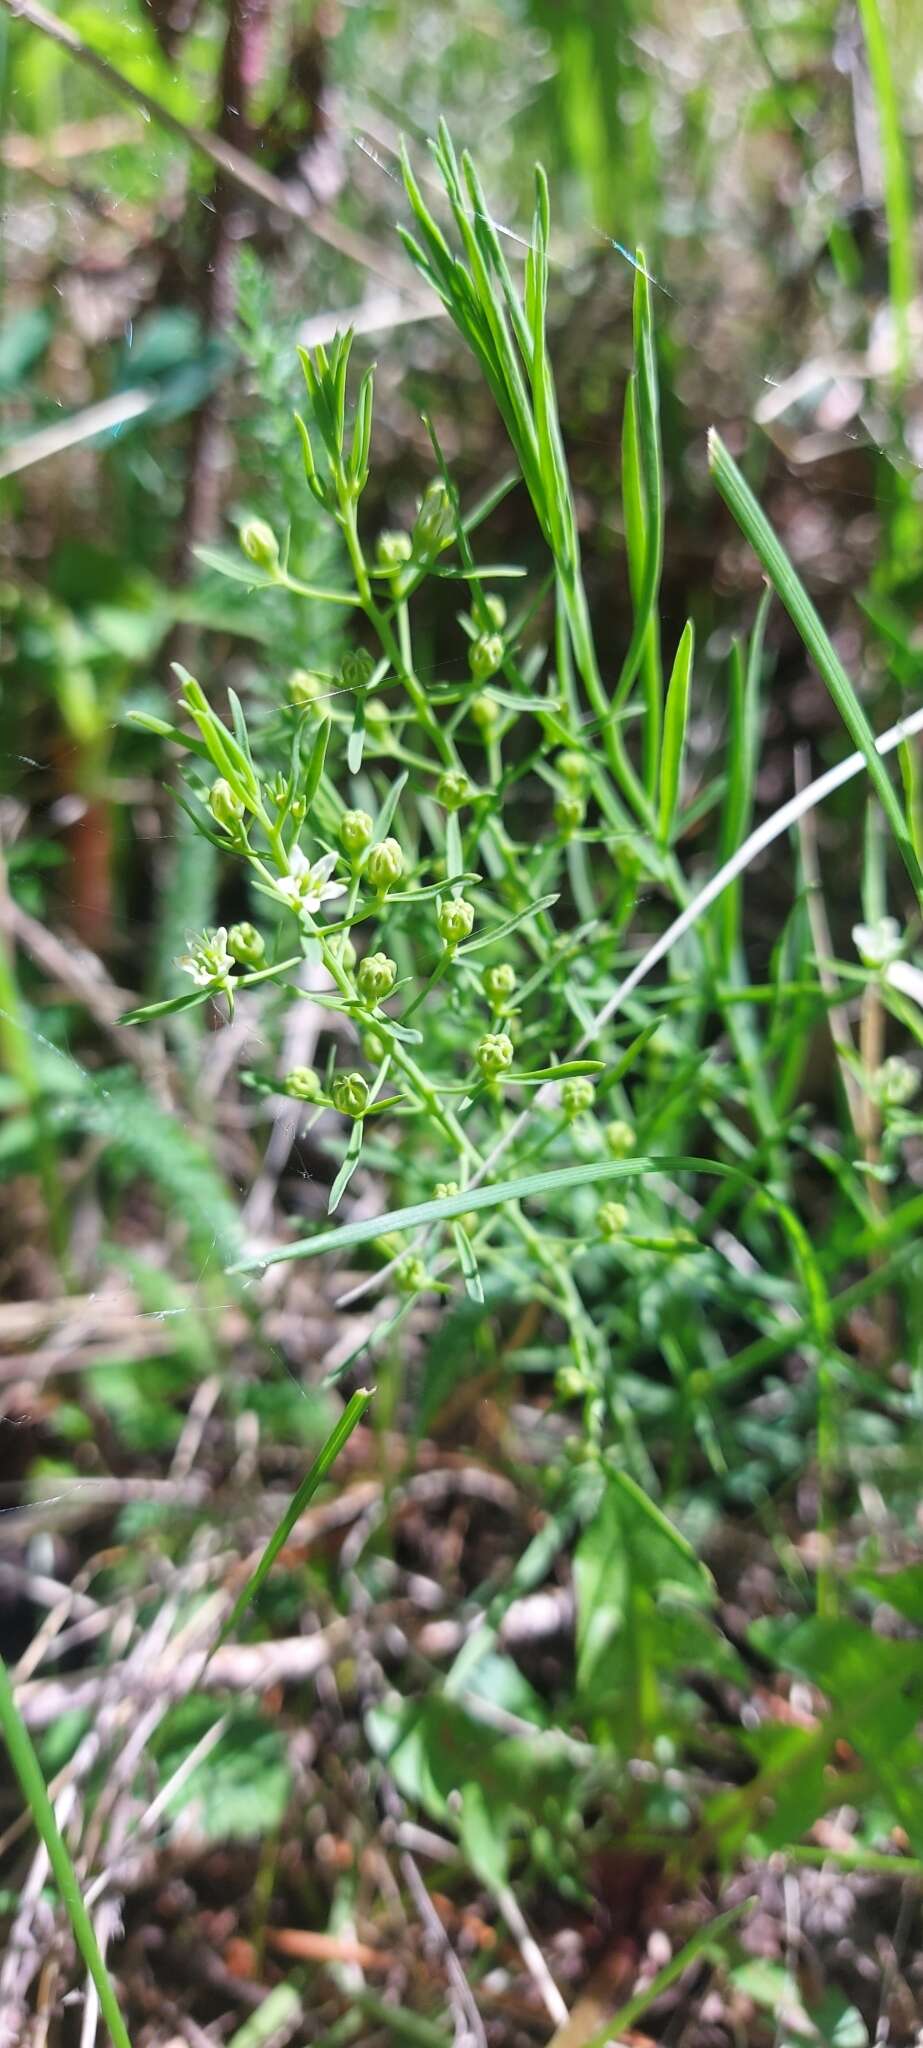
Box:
[412,479,454,554]
[468,633,504,682]
[331,1070,369,1118]
[554,792,585,836]
[357,951,397,1003]
[288,669,324,707]
[284,1066,321,1101]
[437,897,475,947]
[208,778,245,831]
[483,962,516,1012]
[436,769,471,811]
[340,808,374,857]
[340,647,375,691]
[376,529,413,569]
[240,519,280,572]
[366,838,404,892]
[227,922,264,968]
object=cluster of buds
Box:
[597,1200,629,1242]
[483,962,516,1014]
[395,1252,430,1296]
[357,951,397,1004]
[437,896,474,949]
[475,1031,514,1080]
[561,1075,595,1122]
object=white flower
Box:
[274,846,347,916]
[852,916,903,969]
[178,926,234,986]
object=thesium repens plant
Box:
[124,124,923,1480]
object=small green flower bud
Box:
[338,934,357,970]
[483,592,507,631]
[876,1055,920,1108]
[365,696,390,731]
[562,1075,595,1121]
[436,769,471,811]
[340,808,374,857]
[483,962,516,1012]
[289,795,306,822]
[555,1362,592,1402]
[366,837,404,892]
[437,896,475,947]
[605,1118,636,1158]
[435,1181,459,1201]
[363,1028,386,1061]
[284,1066,321,1101]
[377,529,412,570]
[597,1200,629,1242]
[240,518,280,572]
[331,1070,369,1118]
[266,773,289,807]
[340,647,375,692]
[208,777,245,831]
[471,692,499,732]
[475,1031,514,1079]
[357,951,397,1003]
[554,792,585,836]
[227,922,264,968]
[395,1253,429,1296]
[557,749,588,784]
[412,479,454,555]
[288,668,324,707]
[469,632,504,682]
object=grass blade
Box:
[210,1390,373,1657]
[708,429,923,901]
[229,1155,745,1274]
[0,1654,133,2048]
[658,619,694,843]
[857,0,916,381]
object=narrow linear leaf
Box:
[229,1154,747,1274]
[658,620,694,843]
[708,430,923,898]
[209,1390,373,1658]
